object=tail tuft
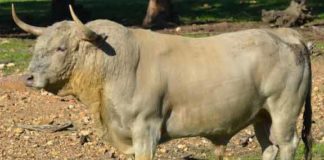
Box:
[302,43,313,160]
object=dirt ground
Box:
[0,22,324,160]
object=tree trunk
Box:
[51,0,75,22]
[142,0,178,28]
[261,0,313,27]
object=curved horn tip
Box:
[11,3,44,36]
[68,4,73,12]
[68,4,79,22]
[11,3,17,19]
[69,4,99,41]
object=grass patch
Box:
[0,38,34,75]
[235,143,324,160]
[296,143,324,159]
[315,41,324,51]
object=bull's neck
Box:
[58,41,138,107]
[58,51,106,107]
[66,69,104,107]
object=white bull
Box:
[12,4,312,160]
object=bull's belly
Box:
[164,96,264,139]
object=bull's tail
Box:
[302,42,313,160]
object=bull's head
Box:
[12,4,100,93]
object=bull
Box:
[12,4,312,160]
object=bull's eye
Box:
[57,46,67,52]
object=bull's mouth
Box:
[23,74,66,95]
[43,81,66,95]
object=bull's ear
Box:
[69,5,100,42]
[11,4,45,36]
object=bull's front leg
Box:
[131,96,163,160]
[133,117,162,160]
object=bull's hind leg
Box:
[253,110,278,160]
[270,116,299,160]
[267,94,304,160]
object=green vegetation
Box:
[0,0,323,26]
[295,143,324,159]
[236,143,324,160]
[0,38,33,75]
[315,41,324,51]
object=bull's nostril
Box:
[24,74,34,87]
[27,75,34,81]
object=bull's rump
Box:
[153,29,306,138]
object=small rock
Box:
[79,130,92,145]
[75,153,83,158]
[46,140,54,146]
[0,64,5,69]
[40,90,48,96]
[106,150,116,158]
[177,144,186,149]
[32,144,39,148]
[82,116,91,124]
[175,27,181,33]
[80,135,91,145]
[80,130,92,136]
[201,153,207,157]
[244,129,252,135]
[6,127,12,132]
[13,127,24,135]
[318,131,324,138]
[320,137,324,143]
[0,94,10,101]
[23,136,30,140]
[201,139,209,144]
[313,86,319,92]
[6,63,15,68]
[118,154,128,160]
[50,151,59,156]
[68,105,75,109]
[160,148,167,153]
[40,90,53,96]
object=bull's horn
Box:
[11,4,44,36]
[69,5,99,41]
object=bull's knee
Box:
[132,118,162,160]
[270,123,299,160]
[278,132,299,160]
